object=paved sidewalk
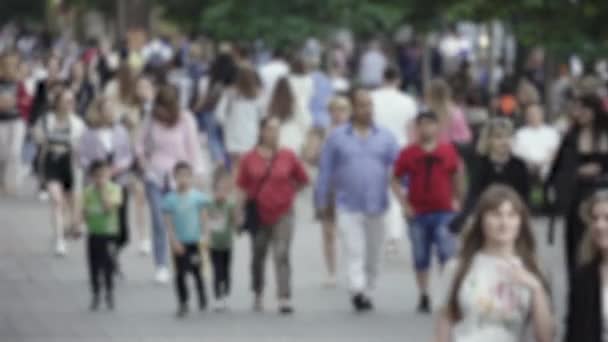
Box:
[0,190,566,341]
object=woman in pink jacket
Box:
[138,85,205,284]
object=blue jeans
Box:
[196,111,227,167]
[408,212,456,271]
[145,180,169,268]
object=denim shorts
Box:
[408,211,456,271]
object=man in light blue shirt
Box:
[315,88,399,312]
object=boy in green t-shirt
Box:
[208,167,238,311]
[82,160,123,311]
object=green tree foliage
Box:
[0,0,47,24]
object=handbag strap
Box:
[252,152,277,200]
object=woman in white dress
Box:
[435,185,554,342]
[215,67,264,170]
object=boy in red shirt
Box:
[392,111,465,314]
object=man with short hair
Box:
[315,88,399,312]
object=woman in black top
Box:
[452,118,530,232]
[565,190,608,342]
[549,95,608,281]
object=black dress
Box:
[549,131,608,280]
[565,258,603,342]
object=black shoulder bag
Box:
[241,155,276,235]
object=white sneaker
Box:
[139,239,151,256]
[322,275,337,288]
[55,239,67,257]
[38,191,49,202]
[154,267,170,284]
[214,297,229,312]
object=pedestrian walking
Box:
[435,185,554,342]
[208,166,238,311]
[33,87,85,256]
[162,161,211,318]
[392,111,465,313]
[79,96,133,273]
[137,85,205,284]
[566,190,608,342]
[83,160,123,311]
[237,116,309,314]
[315,88,399,312]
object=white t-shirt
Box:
[358,49,387,89]
[258,59,289,98]
[440,254,533,342]
[512,125,560,177]
[215,89,265,154]
[97,128,113,152]
[371,87,417,147]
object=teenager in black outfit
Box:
[452,118,530,233]
[549,94,608,281]
[565,190,608,342]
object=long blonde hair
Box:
[426,78,452,124]
[446,185,545,321]
[579,190,608,265]
[476,117,514,156]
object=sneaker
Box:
[214,298,228,312]
[38,191,49,202]
[90,295,100,311]
[176,303,188,318]
[278,300,294,315]
[417,294,431,314]
[352,294,373,313]
[55,239,67,257]
[360,296,374,311]
[154,267,170,284]
[139,239,151,256]
[322,275,337,288]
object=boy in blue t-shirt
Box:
[162,161,211,318]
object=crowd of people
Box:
[2,26,608,341]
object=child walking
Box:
[162,161,211,318]
[83,160,123,311]
[208,167,237,311]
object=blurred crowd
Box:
[1,23,608,340]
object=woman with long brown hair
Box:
[267,77,312,153]
[216,66,264,169]
[137,84,205,283]
[566,190,608,341]
[548,94,608,281]
[435,185,553,342]
[104,63,140,132]
[426,78,472,146]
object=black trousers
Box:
[87,235,116,296]
[565,182,595,282]
[173,243,207,305]
[116,186,129,250]
[210,249,232,299]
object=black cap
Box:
[415,111,439,123]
